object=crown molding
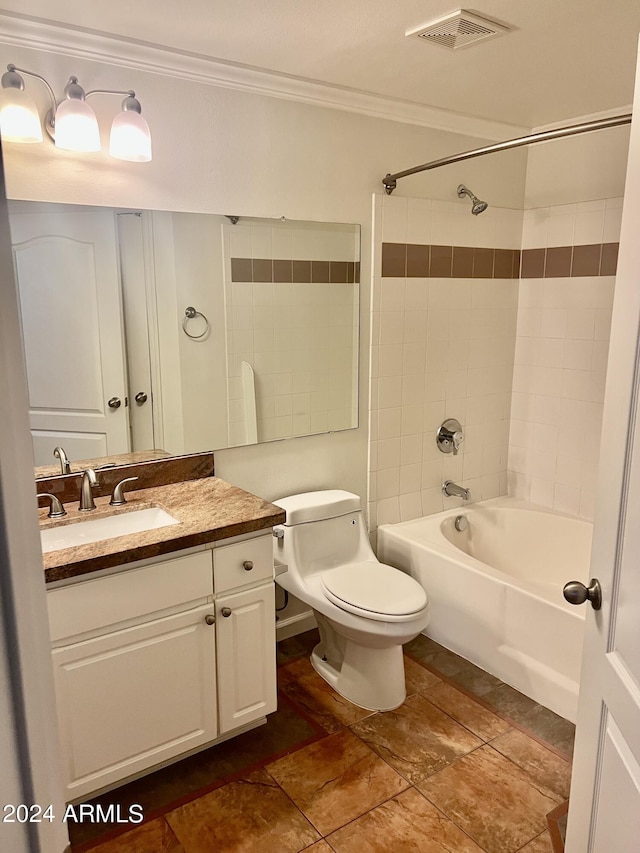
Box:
[0,11,530,142]
[533,105,633,133]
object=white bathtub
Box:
[377,497,592,722]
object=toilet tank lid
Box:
[274,490,361,525]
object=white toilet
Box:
[273,490,429,711]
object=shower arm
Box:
[382,113,632,194]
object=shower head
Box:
[457,184,488,215]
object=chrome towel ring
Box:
[182,306,210,339]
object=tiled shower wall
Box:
[368,194,621,531]
[369,195,522,530]
[508,198,621,518]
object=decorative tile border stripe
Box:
[231,257,360,283]
[382,241,619,279]
[381,243,521,279]
[520,242,618,278]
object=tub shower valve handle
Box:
[437,418,464,455]
[563,578,602,611]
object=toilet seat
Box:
[320,561,428,623]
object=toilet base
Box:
[311,641,406,712]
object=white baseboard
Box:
[276,610,316,641]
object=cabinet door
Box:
[216,584,277,733]
[52,604,217,800]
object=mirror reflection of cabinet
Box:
[9,202,360,467]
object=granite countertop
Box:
[40,477,286,584]
[35,449,171,480]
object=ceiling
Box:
[3,0,640,129]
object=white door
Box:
[564,48,640,851]
[8,205,130,465]
[216,583,277,733]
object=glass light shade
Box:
[0,87,42,143]
[109,109,152,162]
[54,98,100,152]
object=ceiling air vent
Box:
[406,10,510,50]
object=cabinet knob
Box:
[243,560,254,571]
[221,607,232,618]
[204,614,215,625]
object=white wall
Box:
[1,42,528,506]
[524,122,630,209]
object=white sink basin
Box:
[41,507,180,554]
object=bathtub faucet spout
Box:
[442,480,471,500]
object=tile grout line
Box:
[261,762,327,847]
[405,652,573,762]
[341,693,555,852]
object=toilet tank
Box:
[273,490,375,575]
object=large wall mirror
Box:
[7,202,360,471]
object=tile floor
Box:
[69,631,574,853]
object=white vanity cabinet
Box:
[47,530,277,801]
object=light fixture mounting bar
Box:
[5,64,57,115]
[85,89,136,99]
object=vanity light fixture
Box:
[0,64,152,162]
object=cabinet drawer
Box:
[48,551,213,643]
[213,535,273,593]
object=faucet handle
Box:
[110,477,139,506]
[436,418,464,456]
[37,492,67,518]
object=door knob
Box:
[134,391,148,404]
[563,578,602,610]
[108,397,122,409]
[243,560,254,571]
[204,614,215,625]
[221,607,232,618]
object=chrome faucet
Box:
[78,468,98,511]
[53,446,71,474]
[442,480,471,501]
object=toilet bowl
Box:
[273,490,429,711]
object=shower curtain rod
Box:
[382,113,632,194]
